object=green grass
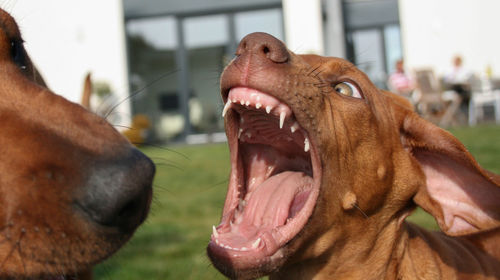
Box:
[95,144,230,279]
[94,125,500,279]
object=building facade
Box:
[123,0,401,143]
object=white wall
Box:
[282,0,324,55]
[399,0,500,78]
[3,0,130,126]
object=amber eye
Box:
[333,82,362,99]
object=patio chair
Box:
[413,69,462,126]
[468,76,500,125]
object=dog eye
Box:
[333,82,362,99]
[10,40,27,70]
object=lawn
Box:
[94,125,500,279]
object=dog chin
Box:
[207,244,289,280]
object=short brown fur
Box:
[0,9,154,279]
[211,32,500,280]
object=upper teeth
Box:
[223,92,312,153]
[279,111,286,129]
[304,137,310,152]
[222,100,232,117]
[223,98,289,130]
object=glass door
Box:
[347,24,402,89]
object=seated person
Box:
[388,59,414,98]
[443,55,472,103]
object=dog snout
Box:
[237,32,289,64]
[76,148,155,232]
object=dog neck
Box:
[270,215,409,279]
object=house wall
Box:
[5,0,130,127]
[399,0,500,78]
[282,0,324,55]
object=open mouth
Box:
[209,87,321,269]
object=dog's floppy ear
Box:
[400,112,500,236]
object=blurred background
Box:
[3,0,500,279]
[7,0,500,143]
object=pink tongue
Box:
[235,171,312,239]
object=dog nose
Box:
[76,148,155,232]
[236,32,289,63]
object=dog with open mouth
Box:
[207,32,500,279]
[0,9,154,279]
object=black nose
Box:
[76,148,155,232]
[236,32,290,63]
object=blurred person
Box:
[388,59,414,98]
[443,55,472,103]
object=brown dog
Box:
[207,32,500,279]
[0,9,154,279]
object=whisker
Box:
[153,162,184,172]
[104,70,178,119]
[112,124,133,130]
[139,144,190,160]
[199,179,229,193]
[353,203,369,219]
[16,231,27,276]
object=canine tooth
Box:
[222,100,232,117]
[238,128,243,139]
[212,225,219,238]
[251,238,261,249]
[291,122,299,133]
[215,239,220,245]
[256,103,262,109]
[279,111,286,129]
[304,137,310,152]
[266,106,272,114]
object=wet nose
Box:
[76,148,155,232]
[236,32,290,64]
